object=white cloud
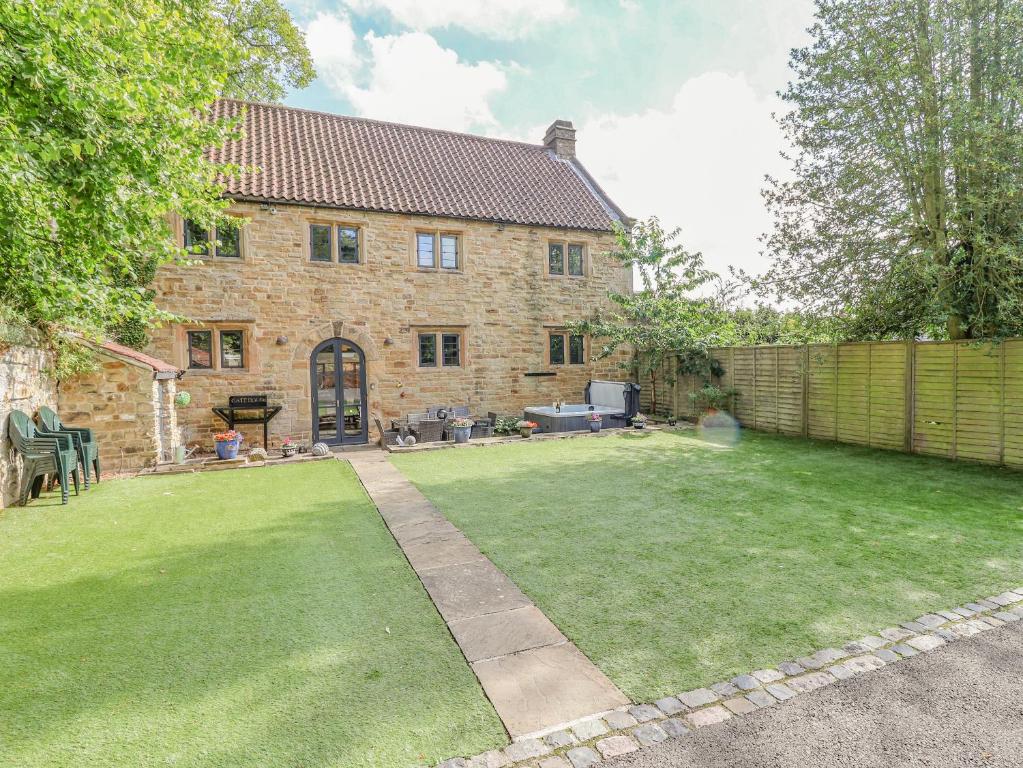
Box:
[305,14,509,132]
[305,12,362,93]
[348,32,507,131]
[346,0,575,39]
[578,72,789,280]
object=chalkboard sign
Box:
[229,394,268,407]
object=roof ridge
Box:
[217,98,547,152]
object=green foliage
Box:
[111,316,150,350]
[0,306,34,350]
[575,218,731,415]
[492,417,521,436]
[725,304,840,346]
[0,0,313,363]
[0,0,240,341]
[50,336,99,381]
[220,0,315,103]
[759,0,1023,340]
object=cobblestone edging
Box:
[436,587,1023,768]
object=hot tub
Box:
[523,404,626,433]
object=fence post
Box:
[802,345,810,438]
[1001,341,1007,466]
[904,340,914,453]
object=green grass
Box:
[392,430,1023,702]
[0,461,504,768]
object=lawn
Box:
[0,461,505,768]
[392,430,1023,702]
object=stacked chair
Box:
[7,410,80,505]
[6,407,99,506]
[36,406,100,489]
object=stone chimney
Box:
[543,120,576,159]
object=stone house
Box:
[148,99,632,448]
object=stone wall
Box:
[1,340,56,509]
[58,354,180,474]
[149,203,633,447]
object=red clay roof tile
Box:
[208,99,625,232]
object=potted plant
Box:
[631,413,648,430]
[450,417,474,444]
[517,420,538,438]
[588,413,602,432]
[281,437,298,457]
[688,384,737,416]
[214,429,243,459]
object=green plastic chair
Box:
[7,411,79,505]
[36,406,100,488]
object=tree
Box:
[221,0,315,103]
[0,0,314,361]
[575,218,730,416]
[760,0,1023,340]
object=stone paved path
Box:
[348,452,628,738]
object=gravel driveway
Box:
[608,623,1023,768]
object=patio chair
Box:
[407,412,444,443]
[7,410,79,505]
[373,417,401,447]
[36,405,100,488]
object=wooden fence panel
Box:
[731,348,756,426]
[807,345,838,440]
[868,343,907,450]
[1004,340,1023,468]
[954,343,1003,464]
[777,347,804,435]
[912,343,956,458]
[836,343,870,445]
[754,347,779,432]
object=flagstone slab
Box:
[377,499,446,529]
[449,605,567,663]
[472,643,629,738]
[390,517,463,548]
[404,534,488,572]
[420,559,533,622]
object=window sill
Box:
[186,368,251,375]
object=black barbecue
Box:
[212,394,282,450]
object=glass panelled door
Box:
[311,338,368,445]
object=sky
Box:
[282,0,817,279]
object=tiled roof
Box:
[208,99,625,232]
[97,340,182,375]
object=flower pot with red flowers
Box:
[517,420,538,438]
[214,430,243,459]
[281,437,298,457]
[588,413,602,432]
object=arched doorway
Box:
[310,338,368,446]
